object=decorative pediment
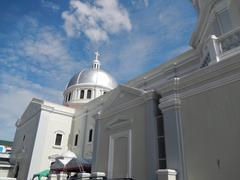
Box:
[17,98,43,127]
[101,85,145,114]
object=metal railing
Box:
[218,26,240,54]
[200,26,240,68]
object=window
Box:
[87,90,92,99]
[213,9,233,36]
[216,9,232,34]
[156,114,167,169]
[23,135,25,141]
[68,93,72,101]
[80,90,84,99]
[74,134,78,146]
[88,129,93,142]
[55,133,62,146]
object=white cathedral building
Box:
[9,0,240,180]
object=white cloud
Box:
[41,0,60,11]
[158,5,195,40]
[143,0,149,7]
[102,35,157,82]
[62,0,132,43]
[0,17,83,140]
[0,74,62,140]
[0,17,85,87]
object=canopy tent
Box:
[32,169,50,180]
[65,157,91,173]
[51,157,91,173]
[50,150,91,173]
[50,158,66,171]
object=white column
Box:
[208,35,221,62]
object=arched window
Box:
[68,92,72,101]
[87,89,92,99]
[54,130,65,147]
[55,133,63,146]
[88,129,93,142]
[74,134,78,146]
[80,90,84,99]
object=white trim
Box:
[107,130,132,178]
[156,169,177,176]
[41,105,75,117]
[0,164,13,168]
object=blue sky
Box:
[0,0,197,140]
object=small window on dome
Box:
[80,90,84,99]
[87,90,92,99]
[68,93,72,101]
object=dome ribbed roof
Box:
[67,68,117,89]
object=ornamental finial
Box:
[95,51,100,60]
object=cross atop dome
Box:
[95,51,100,60]
[92,51,101,69]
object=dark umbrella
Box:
[65,158,91,173]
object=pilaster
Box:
[144,91,160,180]
[158,78,186,180]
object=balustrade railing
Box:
[218,26,240,54]
[200,26,240,68]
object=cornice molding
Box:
[41,104,75,117]
[181,71,240,99]
[159,94,181,111]
[179,53,240,91]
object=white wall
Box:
[11,99,74,180]
[27,102,74,180]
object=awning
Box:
[32,169,50,180]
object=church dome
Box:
[63,52,117,108]
[67,68,117,89]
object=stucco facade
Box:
[9,0,240,179]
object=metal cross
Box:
[95,51,100,60]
